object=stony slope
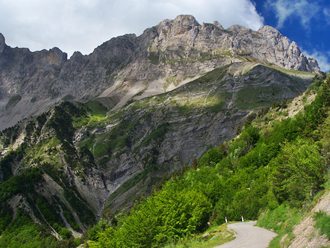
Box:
[0,15,319,130]
[289,191,330,248]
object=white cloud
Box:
[266,0,319,29]
[304,50,330,72]
[0,0,263,56]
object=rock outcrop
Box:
[0,33,5,54]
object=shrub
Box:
[314,211,330,239]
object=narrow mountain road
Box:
[215,221,277,248]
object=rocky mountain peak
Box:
[149,15,319,73]
[0,33,5,53]
[213,21,224,30]
[70,51,84,60]
[157,14,200,36]
[258,25,281,36]
[228,24,251,32]
[47,47,68,65]
[172,14,199,28]
[50,47,66,56]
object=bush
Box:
[270,138,325,206]
[314,211,330,239]
[59,228,73,239]
[112,189,212,247]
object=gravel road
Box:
[215,221,277,248]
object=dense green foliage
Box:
[0,209,81,248]
[0,211,58,248]
[89,77,330,247]
[270,138,324,206]
[73,100,108,128]
[0,168,43,202]
[0,147,25,181]
[314,211,330,239]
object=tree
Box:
[271,138,325,206]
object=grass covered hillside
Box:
[86,75,330,247]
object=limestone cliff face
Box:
[0,15,320,130]
[147,15,318,72]
[0,33,138,129]
[257,25,318,71]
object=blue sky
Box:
[253,0,330,71]
[0,0,329,71]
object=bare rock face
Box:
[170,15,199,35]
[148,19,319,72]
[0,34,137,129]
[0,33,5,54]
[0,15,320,130]
[257,26,310,70]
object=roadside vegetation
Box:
[85,75,330,247]
[314,212,330,239]
[164,224,234,248]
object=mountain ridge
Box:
[0,15,320,130]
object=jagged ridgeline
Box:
[0,15,319,130]
[0,15,325,247]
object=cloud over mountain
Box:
[0,0,263,55]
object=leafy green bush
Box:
[0,168,43,202]
[314,211,330,239]
[90,182,212,247]
[0,204,12,234]
[0,210,58,248]
[270,138,324,206]
[59,227,73,239]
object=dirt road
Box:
[215,221,277,248]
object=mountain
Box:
[0,15,325,247]
[0,15,319,130]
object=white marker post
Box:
[225,217,228,223]
[241,216,244,222]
